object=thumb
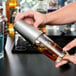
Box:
[63,55,76,64]
[34,21,40,28]
[63,39,76,52]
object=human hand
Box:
[55,39,76,68]
[15,11,47,28]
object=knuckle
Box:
[30,10,33,12]
[74,53,76,55]
[73,62,76,64]
[74,38,76,42]
[30,10,35,13]
[72,56,76,64]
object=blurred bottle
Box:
[58,0,66,7]
[6,0,18,38]
[20,0,30,12]
[37,0,49,13]
[20,0,38,12]
[25,0,37,8]
[48,0,59,11]
[0,6,7,59]
[6,0,18,22]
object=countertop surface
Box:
[0,58,4,76]
[1,36,76,76]
[4,52,76,76]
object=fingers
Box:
[55,60,68,68]
[15,11,34,22]
[24,17,34,25]
[34,21,41,28]
[63,54,76,64]
[63,39,76,52]
[55,54,76,68]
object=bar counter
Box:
[4,36,76,76]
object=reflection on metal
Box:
[46,24,76,36]
[46,25,61,36]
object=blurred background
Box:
[1,0,76,36]
[0,0,76,53]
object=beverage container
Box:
[6,0,18,38]
[0,6,7,59]
[6,0,18,23]
[14,20,68,63]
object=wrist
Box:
[43,14,48,25]
[44,12,58,25]
[44,13,54,25]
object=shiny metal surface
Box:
[15,20,65,57]
[37,34,65,57]
[46,25,76,36]
[15,20,43,43]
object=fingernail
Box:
[63,48,68,51]
[34,26,38,28]
[55,64,59,68]
[55,65,58,68]
[63,56,67,59]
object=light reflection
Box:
[5,35,27,76]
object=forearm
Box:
[45,2,76,25]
